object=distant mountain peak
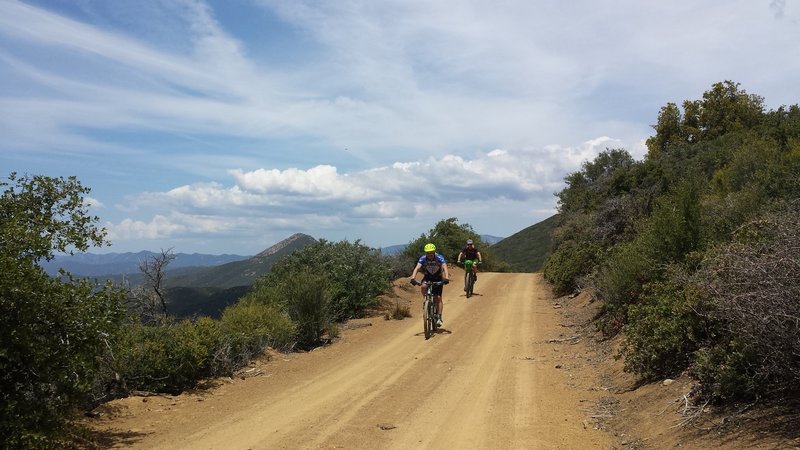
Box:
[255,233,316,257]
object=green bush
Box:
[620,276,715,380]
[384,252,417,279]
[694,338,759,401]
[542,239,600,296]
[275,269,334,347]
[404,217,476,263]
[115,319,218,393]
[217,302,295,371]
[263,239,392,322]
[593,241,654,332]
[111,301,297,395]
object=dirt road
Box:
[90,272,614,449]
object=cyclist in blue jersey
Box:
[410,243,450,326]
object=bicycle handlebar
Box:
[410,279,449,286]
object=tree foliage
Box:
[544,81,800,401]
[0,173,126,447]
[402,217,504,272]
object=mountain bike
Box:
[462,259,480,298]
[411,279,447,339]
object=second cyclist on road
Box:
[457,239,482,289]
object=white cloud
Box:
[108,215,187,240]
[108,140,608,246]
[84,196,104,209]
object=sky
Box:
[1,0,799,255]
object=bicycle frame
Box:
[463,259,478,298]
[412,279,445,339]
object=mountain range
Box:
[40,251,249,278]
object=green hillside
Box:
[491,214,558,272]
[167,233,317,289]
[166,285,251,319]
[162,233,318,318]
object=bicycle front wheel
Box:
[423,298,432,339]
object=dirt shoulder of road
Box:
[551,289,800,449]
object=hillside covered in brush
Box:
[542,81,800,402]
[490,214,558,272]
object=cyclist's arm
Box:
[477,251,483,263]
[410,262,422,279]
[442,261,450,281]
[456,251,464,263]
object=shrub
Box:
[385,252,416,279]
[386,300,411,320]
[694,205,800,397]
[620,274,715,380]
[542,239,599,296]
[694,338,759,401]
[282,270,334,347]
[593,241,654,333]
[216,302,295,372]
[114,319,218,393]
[263,239,392,322]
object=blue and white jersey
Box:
[417,253,446,279]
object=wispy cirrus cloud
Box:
[3,0,798,253]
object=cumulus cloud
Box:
[107,215,187,240]
[108,139,611,246]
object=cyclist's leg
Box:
[433,283,444,323]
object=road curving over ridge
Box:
[89,271,613,449]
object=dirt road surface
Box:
[90,271,615,449]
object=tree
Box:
[647,81,765,155]
[403,218,469,263]
[695,80,764,140]
[0,173,125,447]
[646,102,685,157]
[402,218,502,271]
[127,248,176,322]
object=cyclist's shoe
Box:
[436,318,443,327]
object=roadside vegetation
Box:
[543,81,800,404]
[1,171,484,447]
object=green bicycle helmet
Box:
[423,243,436,252]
